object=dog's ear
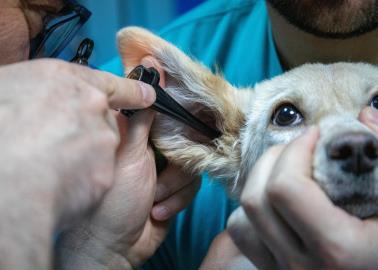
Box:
[117,27,248,186]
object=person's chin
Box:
[289,21,378,39]
[266,0,378,39]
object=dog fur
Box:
[117,27,378,219]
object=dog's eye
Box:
[272,104,303,126]
[370,96,378,110]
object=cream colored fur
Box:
[118,27,246,188]
[117,27,378,217]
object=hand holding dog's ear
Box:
[228,127,378,270]
[118,27,244,183]
[56,109,166,269]
[55,55,202,270]
[0,59,158,269]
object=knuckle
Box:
[107,114,120,144]
[240,193,261,215]
[227,208,244,232]
[87,90,108,111]
[95,173,113,193]
[100,129,119,149]
[128,81,144,101]
[109,131,120,148]
[101,73,117,97]
[226,216,237,232]
[92,167,114,194]
[91,130,119,154]
[39,59,71,75]
[90,134,118,191]
[266,176,287,202]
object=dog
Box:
[117,27,378,219]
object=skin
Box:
[0,1,199,269]
[267,2,378,69]
[55,57,201,270]
[203,110,378,270]
[267,0,378,38]
[227,115,378,270]
[4,0,378,269]
[217,1,378,269]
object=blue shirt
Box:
[101,0,283,269]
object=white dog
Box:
[117,27,378,220]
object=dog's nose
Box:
[327,133,378,175]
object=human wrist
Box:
[55,225,134,270]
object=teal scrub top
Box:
[101,0,283,269]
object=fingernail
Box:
[152,206,170,221]
[367,108,378,124]
[139,82,156,105]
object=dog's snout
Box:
[327,133,378,175]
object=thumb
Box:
[127,110,155,144]
[275,126,319,178]
[116,110,155,156]
[359,107,378,134]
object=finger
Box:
[154,164,200,202]
[269,126,319,182]
[66,62,156,109]
[116,110,155,157]
[227,207,277,270]
[77,82,119,134]
[241,145,304,266]
[151,177,201,221]
[359,107,378,134]
[271,177,357,250]
[267,127,356,249]
[241,145,284,202]
[104,109,120,139]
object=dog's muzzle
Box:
[326,133,378,175]
[315,131,378,218]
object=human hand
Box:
[55,56,201,270]
[199,231,257,270]
[151,163,201,221]
[0,59,155,230]
[227,126,378,270]
[55,109,163,269]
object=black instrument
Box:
[122,65,222,140]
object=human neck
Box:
[267,4,378,70]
